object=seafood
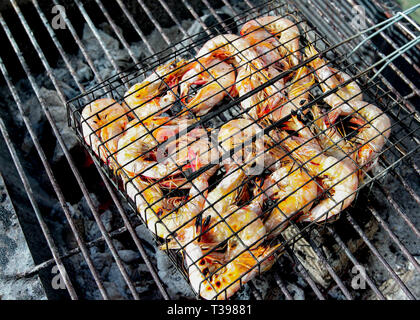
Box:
[197,34,265,71]
[242,29,289,71]
[117,120,218,180]
[76,16,396,300]
[180,58,236,116]
[201,166,247,224]
[329,101,391,171]
[281,132,358,222]
[124,59,192,120]
[181,227,279,299]
[254,66,287,122]
[81,98,129,166]
[262,162,318,236]
[305,45,362,110]
[241,16,301,67]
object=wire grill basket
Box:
[66,0,420,299]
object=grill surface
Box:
[0,0,418,300]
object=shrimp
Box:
[262,162,318,236]
[125,155,215,239]
[269,66,315,122]
[254,66,287,123]
[197,34,265,70]
[280,132,358,222]
[217,119,266,172]
[179,58,236,116]
[242,29,289,71]
[330,101,391,172]
[81,98,129,167]
[197,34,272,118]
[160,127,220,172]
[241,16,301,67]
[305,45,362,110]
[181,227,279,300]
[124,59,192,120]
[310,105,356,169]
[201,166,247,226]
[116,119,184,179]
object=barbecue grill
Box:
[0,0,418,300]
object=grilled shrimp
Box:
[262,163,318,236]
[281,133,358,222]
[197,34,265,70]
[241,16,301,67]
[200,192,267,250]
[242,29,289,70]
[182,227,279,300]
[81,98,129,166]
[180,58,236,116]
[310,105,356,169]
[116,119,185,179]
[124,59,191,120]
[201,166,247,225]
[117,119,216,180]
[305,45,362,109]
[255,66,287,122]
[330,101,391,171]
[217,119,266,171]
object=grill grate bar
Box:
[15,223,139,279]
[377,183,420,238]
[31,0,85,93]
[273,272,294,300]
[0,8,114,297]
[115,0,156,55]
[73,0,129,89]
[136,0,172,47]
[28,0,170,299]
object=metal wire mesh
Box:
[65,0,420,299]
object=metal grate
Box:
[0,0,418,300]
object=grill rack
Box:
[65,1,420,299]
[0,0,417,300]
